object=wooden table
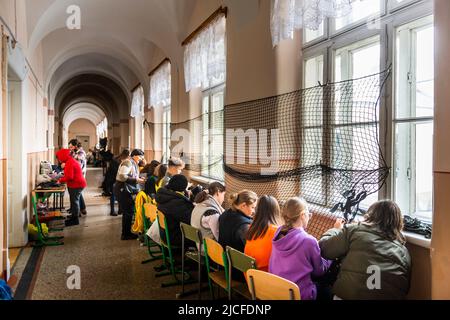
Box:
[33,185,67,211]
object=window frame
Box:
[393,15,434,221]
[301,0,433,220]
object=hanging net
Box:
[145,69,391,238]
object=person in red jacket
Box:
[56,149,87,227]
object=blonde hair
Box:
[281,197,309,233]
[229,190,258,211]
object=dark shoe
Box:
[65,219,80,227]
[81,209,87,216]
[110,212,118,217]
[121,234,138,240]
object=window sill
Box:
[403,231,431,249]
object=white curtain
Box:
[130,86,144,118]
[96,118,107,138]
[184,15,226,92]
[271,0,359,47]
[150,61,171,108]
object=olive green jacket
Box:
[319,223,411,300]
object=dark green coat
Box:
[319,223,411,300]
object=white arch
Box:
[62,102,107,147]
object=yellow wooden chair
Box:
[246,269,301,300]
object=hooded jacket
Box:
[155,187,194,247]
[218,209,253,253]
[191,195,225,240]
[319,223,411,300]
[56,149,87,189]
[269,227,331,300]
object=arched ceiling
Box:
[56,74,129,123]
[25,0,197,99]
[63,103,106,131]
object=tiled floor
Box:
[12,167,199,300]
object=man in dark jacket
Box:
[155,174,194,247]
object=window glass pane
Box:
[333,39,380,209]
[304,22,324,43]
[395,122,433,220]
[335,0,380,31]
[304,55,324,88]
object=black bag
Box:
[114,181,140,196]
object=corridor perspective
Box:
[1,0,450,303]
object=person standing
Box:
[56,149,87,227]
[106,149,130,216]
[114,149,146,240]
[69,139,88,216]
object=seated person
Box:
[155,174,194,247]
[319,200,412,300]
[269,197,331,300]
[161,157,185,188]
[218,190,257,252]
[191,182,226,241]
[244,195,280,272]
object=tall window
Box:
[202,85,225,180]
[301,0,434,221]
[150,61,171,163]
[183,12,226,180]
[394,17,434,221]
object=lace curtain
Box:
[96,118,108,138]
[184,14,226,92]
[150,61,171,108]
[130,85,144,118]
[271,0,360,47]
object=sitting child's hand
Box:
[334,218,346,229]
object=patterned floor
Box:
[11,167,199,300]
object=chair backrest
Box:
[226,246,257,273]
[144,203,158,223]
[204,238,226,267]
[30,192,43,234]
[180,223,202,245]
[246,269,301,300]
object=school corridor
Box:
[1,0,450,301]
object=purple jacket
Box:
[269,227,331,300]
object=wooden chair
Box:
[246,269,301,300]
[226,246,256,300]
[177,223,207,299]
[203,238,229,300]
[31,192,64,247]
[154,211,192,288]
[141,203,162,264]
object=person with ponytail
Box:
[244,196,280,272]
[191,182,226,241]
[319,200,411,300]
[218,190,258,252]
[269,197,331,300]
